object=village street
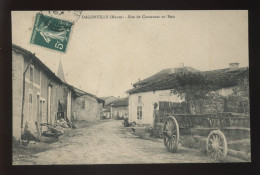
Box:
[9,11,250,168]
[13,119,229,165]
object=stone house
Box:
[12,44,74,141]
[100,96,118,106]
[127,64,249,125]
[110,97,129,119]
[12,44,104,142]
[71,87,104,122]
[100,96,118,119]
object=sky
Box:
[12,10,248,98]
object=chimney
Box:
[174,63,185,73]
[229,63,239,70]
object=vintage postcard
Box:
[12,10,250,165]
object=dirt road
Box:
[14,120,221,164]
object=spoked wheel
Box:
[163,116,179,153]
[207,130,228,161]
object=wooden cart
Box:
[162,113,250,160]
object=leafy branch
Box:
[171,72,215,101]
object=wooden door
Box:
[36,95,40,122]
[47,86,52,123]
[39,100,43,123]
[28,92,33,121]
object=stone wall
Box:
[12,50,69,141]
[73,95,101,121]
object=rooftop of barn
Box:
[127,67,249,94]
[111,97,129,107]
[72,86,105,104]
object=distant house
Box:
[100,96,118,106]
[12,44,74,141]
[100,96,118,119]
[71,87,104,122]
[110,97,129,119]
[127,64,249,125]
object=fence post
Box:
[219,113,223,130]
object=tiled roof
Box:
[100,96,118,106]
[72,86,104,103]
[111,97,129,107]
[100,96,116,100]
[13,44,104,104]
[133,67,199,87]
[12,44,63,84]
[127,67,249,94]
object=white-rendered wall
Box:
[12,51,24,140]
[128,89,184,125]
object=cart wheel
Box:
[207,130,228,161]
[163,116,179,153]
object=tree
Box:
[171,72,214,101]
[171,69,249,114]
[170,72,216,114]
[227,74,249,114]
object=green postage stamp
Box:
[30,13,73,53]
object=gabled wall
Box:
[129,89,184,125]
[73,95,102,122]
[12,51,24,140]
[12,50,70,141]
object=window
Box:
[28,92,33,121]
[138,96,142,103]
[29,94,33,104]
[82,100,89,110]
[29,65,34,82]
[40,100,45,123]
[47,86,52,124]
[137,106,142,120]
[85,101,89,110]
[82,100,85,109]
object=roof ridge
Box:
[127,67,248,94]
[12,44,63,84]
